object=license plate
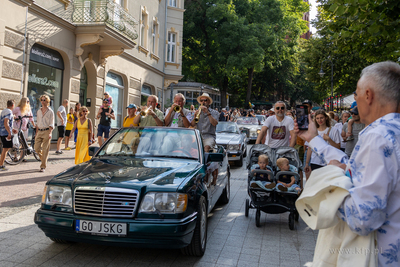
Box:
[76,220,127,236]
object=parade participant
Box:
[133,95,164,126]
[219,108,229,121]
[96,98,115,146]
[55,99,68,154]
[13,97,35,139]
[35,95,54,172]
[123,104,138,127]
[64,107,74,150]
[0,100,17,171]
[256,101,296,148]
[69,106,94,164]
[164,93,192,128]
[73,103,81,144]
[296,61,400,266]
[190,93,219,152]
[342,107,365,157]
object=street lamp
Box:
[318,59,334,111]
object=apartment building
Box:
[0,0,184,139]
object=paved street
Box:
[0,145,317,267]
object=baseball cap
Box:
[350,107,359,115]
[302,100,312,106]
[126,104,137,109]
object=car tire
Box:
[218,169,230,204]
[181,196,207,256]
[49,237,72,244]
[236,155,243,167]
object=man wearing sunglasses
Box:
[256,101,296,148]
[35,95,54,172]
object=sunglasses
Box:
[41,99,47,101]
[275,107,285,110]
[200,99,208,102]
[83,110,88,113]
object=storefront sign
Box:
[28,73,60,89]
[30,44,64,69]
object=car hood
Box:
[216,133,242,145]
[51,158,202,190]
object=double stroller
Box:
[244,144,303,229]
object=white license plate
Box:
[76,220,127,236]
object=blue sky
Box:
[309,0,317,34]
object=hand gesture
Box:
[200,105,208,113]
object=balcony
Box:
[71,0,138,65]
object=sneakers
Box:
[55,150,63,154]
[39,168,45,172]
[64,147,71,151]
[277,185,288,191]
[0,165,9,171]
[264,182,276,189]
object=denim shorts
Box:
[97,124,111,138]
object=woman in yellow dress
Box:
[69,106,94,164]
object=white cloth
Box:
[308,113,400,266]
[36,107,54,130]
[296,165,377,267]
[305,127,341,166]
[263,115,294,148]
[333,122,346,149]
[57,105,67,126]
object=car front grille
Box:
[74,186,139,217]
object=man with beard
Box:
[256,101,296,148]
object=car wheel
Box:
[218,169,230,204]
[255,209,261,227]
[49,237,72,244]
[245,199,249,217]
[181,196,207,256]
[236,155,243,167]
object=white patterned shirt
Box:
[308,113,400,266]
[37,107,54,130]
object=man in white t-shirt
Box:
[256,101,296,148]
[56,99,68,154]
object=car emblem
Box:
[105,174,112,184]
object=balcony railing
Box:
[72,0,138,41]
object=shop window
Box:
[106,72,124,128]
[167,32,176,63]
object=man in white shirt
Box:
[297,61,400,266]
[256,101,296,148]
[56,99,68,154]
[35,95,54,172]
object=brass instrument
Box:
[173,105,181,113]
[140,107,151,116]
[194,105,203,123]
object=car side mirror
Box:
[88,146,99,156]
[205,153,224,163]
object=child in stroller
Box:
[250,154,275,190]
[276,158,302,194]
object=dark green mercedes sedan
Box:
[34,127,230,256]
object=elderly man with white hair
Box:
[164,93,192,128]
[297,61,400,266]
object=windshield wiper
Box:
[218,131,234,133]
[150,155,198,160]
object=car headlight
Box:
[257,129,261,134]
[139,193,188,214]
[42,185,72,206]
[228,144,241,151]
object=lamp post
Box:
[318,59,334,111]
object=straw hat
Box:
[197,93,213,104]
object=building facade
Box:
[0,0,184,139]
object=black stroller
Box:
[244,144,303,229]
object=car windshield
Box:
[97,128,199,160]
[256,115,265,123]
[216,122,238,133]
[236,117,259,125]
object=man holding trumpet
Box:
[164,93,192,128]
[133,95,164,126]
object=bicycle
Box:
[0,115,41,165]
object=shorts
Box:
[97,124,111,138]
[65,130,71,137]
[0,135,13,148]
[202,136,216,148]
[58,126,66,138]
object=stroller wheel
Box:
[255,209,261,227]
[294,210,299,222]
[288,212,295,230]
[245,199,249,217]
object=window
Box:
[140,7,148,48]
[152,22,158,55]
[167,32,176,63]
[106,72,124,128]
[168,0,177,7]
[141,85,152,106]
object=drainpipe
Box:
[161,0,168,108]
[20,4,29,97]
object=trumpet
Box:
[173,105,181,113]
[194,105,203,123]
[140,106,151,116]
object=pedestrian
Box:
[0,100,18,171]
[219,108,229,121]
[70,106,94,164]
[123,104,138,127]
[64,107,75,150]
[13,97,35,139]
[133,95,164,127]
[256,101,296,148]
[296,61,400,266]
[73,103,81,144]
[96,98,115,146]
[55,99,68,154]
[341,107,365,157]
[333,111,350,152]
[35,95,54,172]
